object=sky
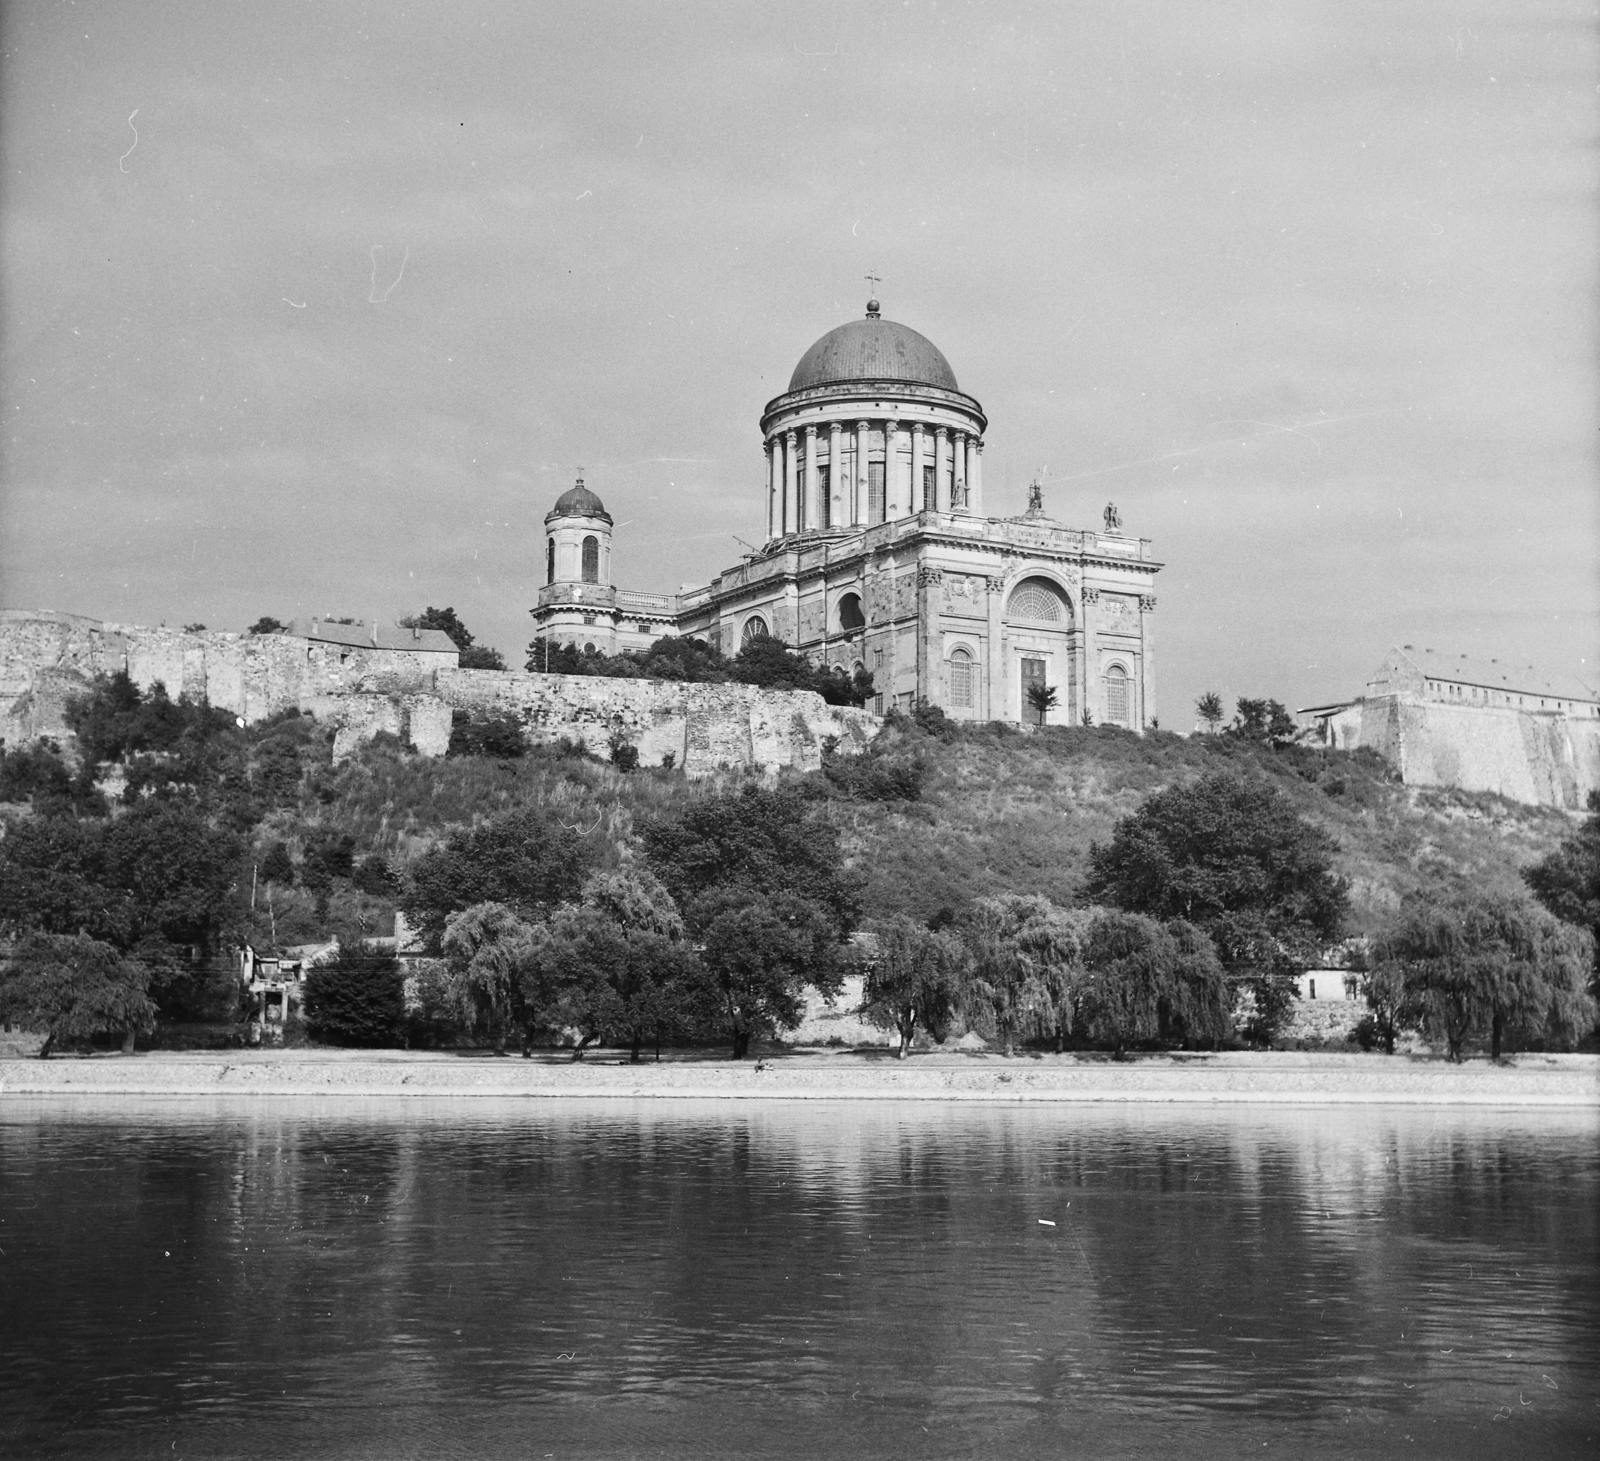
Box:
[2,0,1596,721]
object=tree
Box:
[1196,692,1224,734]
[1026,683,1059,727]
[530,870,705,1061]
[1086,772,1348,1044]
[1075,911,1173,1056]
[403,809,593,946]
[259,840,296,886]
[1524,789,1600,996]
[441,901,541,1053]
[1372,893,1597,1061]
[728,635,873,707]
[1356,959,1415,1055]
[641,784,858,939]
[693,887,846,1057]
[447,709,527,759]
[953,895,1081,1055]
[643,787,856,1054]
[860,915,963,1057]
[1230,698,1299,747]
[402,606,505,670]
[0,933,157,1057]
[105,800,244,950]
[0,798,241,960]
[247,616,285,635]
[303,942,405,1047]
[64,672,235,767]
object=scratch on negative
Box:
[369,245,410,303]
[119,110,140,173]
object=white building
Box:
[531,297,1163,727]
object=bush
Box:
[447,709,527,759]
[303,943,404,1046]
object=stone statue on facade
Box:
[1103,501,1122,533]
[1025,479,1045,517]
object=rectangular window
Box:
[922,463,934,511]
[868,462,885,523]
[818,465,830,528]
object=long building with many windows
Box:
[530,297,1162,727]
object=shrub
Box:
[447,709,527,759]
[303,943,404,1046]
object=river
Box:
[1,1098,1595,1458]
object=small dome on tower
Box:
[546,476,612,524]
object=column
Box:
[828,421,843,529]
[934,427,950,513]
[766,439,778,539]
[854,419,870,526]
[911,424,926,513]
[1081,588,1100,724]
[803,424,819,533]
[783,430,798,536]
[1139,595,1157,732]
[952,431,968,512]
[985,575,1005,719]
[883,418,900,519]
[968,438,983,517]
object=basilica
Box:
[530,297,1162,728]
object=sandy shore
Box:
[2,1049,1595,1105]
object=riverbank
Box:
[2,1049,1595,1105]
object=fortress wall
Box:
[418,668,876,774]
[1,610,876,775]
[1355,692,1600,810]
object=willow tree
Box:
[1373,893,1596,1061]
[441,901,541,1054]
[0,932,157,1057]
[955,895,1082,1055]
[860,915,964,1058]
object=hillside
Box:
[835,721,1577,934]
[275,716,1576,947]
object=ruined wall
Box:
[0,609,877,775]
[1357,692,1600,810]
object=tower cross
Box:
[864,271,881,296]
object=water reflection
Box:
[2,1099,1594,1458]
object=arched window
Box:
[546,539,555,585]
[836,592,865,633]
[1105,664,1129,725]
[581,536,599,584]
[741,615,769,647]
[1006,577,1068,623]
[949,648,975,710]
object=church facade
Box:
[531,299,1162,728]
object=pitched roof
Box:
[283,618,458,654]
[1387,646,1597,703]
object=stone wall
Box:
[0,609,877,775]
[1357,693,1600,811]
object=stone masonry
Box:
[0,609,877,776]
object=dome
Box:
[547,478,611,524]
[788,312,959,394]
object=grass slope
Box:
[288,721,1575,948]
